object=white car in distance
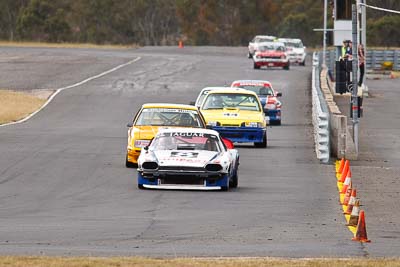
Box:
[278,38,306,66]
[248,35,277,58]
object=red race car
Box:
[252,41,290,70]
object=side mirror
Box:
[276,92,282,97]
[222,137,234,149]
[127,123,133,127]
[206,125,214,129]
[143,145,149,151]
[189,101,195,106]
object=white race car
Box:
[248,35,277,58]
[278,38,307,66]
[137,128,239,191]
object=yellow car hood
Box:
[201,108,265,125]
[131,126,162,140]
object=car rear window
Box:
[135,108,204,127]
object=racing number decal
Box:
[170,152,199,158]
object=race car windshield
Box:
[237,85,273,96]
[202,93,261,111]
[135,108,204,127]
[152,133,221,152]
[285,42,303,48]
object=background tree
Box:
[0,0,398,47]
[0,0,28,41]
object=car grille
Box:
[161,175,205,185]
[159,166,205,172]
[261,56,281,59]
[221,124,240,127]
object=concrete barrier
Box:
[320,66,358,160]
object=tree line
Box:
[0,0,399,47]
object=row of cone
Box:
[335,158,371,242]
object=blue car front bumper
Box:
[212,126,265,143]
[138,172,229,190]
[265,109,281,123]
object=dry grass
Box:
[0,257,400,267]
[0,41,138,49]
[0,89,46,125]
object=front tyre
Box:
[254,134,267,148]
[126,154,137,168]
[229,171,238,188]
[253,62,260,69]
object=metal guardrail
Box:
[368,50,400,71]
[312,52,330,164]
[325,49,400,71]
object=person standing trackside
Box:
[358,44,365,87]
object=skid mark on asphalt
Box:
[0,57,141,128]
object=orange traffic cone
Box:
[337,159,349,180]
[341,188,352,205]
[352,210,371,242]
[343,190,357,215]
[336,158,345,173]
[347,199,360,226]
[338,161,350,182]
[340,172,352,194]
[178,40,184,48]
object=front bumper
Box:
[138,171,228,190]
[288,54,306,63]
[264,109,281,123]
[211,126,265,143]
[126,148,141,164]
[253,59,289,67]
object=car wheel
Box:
[138,184,145,189]
[229,171,238,188]
[248,52,253,59]
[125,155,137,168]
[253,62,260,69]
[300,60,305,66]
[276,120,281,126]
[283,64,290,70]
[254,134,267,148]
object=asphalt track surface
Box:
[0,46,398,257]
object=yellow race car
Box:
[126,103,207,167]
[199,88,268,148]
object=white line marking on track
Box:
[1,56,141,127]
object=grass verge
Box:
[0,89,48,125]
[1,257,400,267]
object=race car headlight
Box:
[242,122,262,128]
[207,121,220,127]
[276,101,282,108]
[134,139,151,148]
[142,162,158,170]
[205,164,222,172]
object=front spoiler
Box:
[211,126,265,143]
[254,61,289,67]
[143,184,221,190]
